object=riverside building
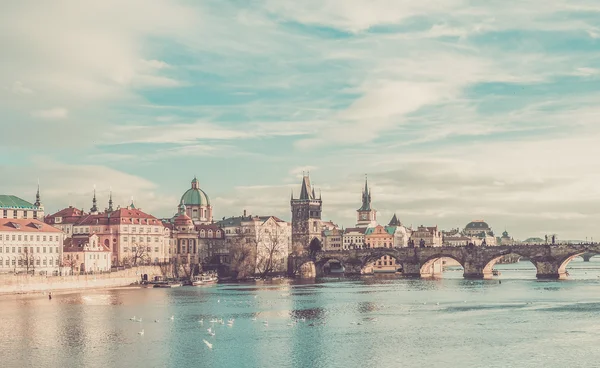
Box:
[0,218,63,275]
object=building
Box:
[356,177,377,228]
[386,214,412,247]
[411,225,443,247]
[178,177,213,225]
[0,218,63,275]
[463,220,497,246]
[322,227,343,251]
[216,213,291,275]
[363,255,401,274]
[45,206,86,238]
[63,234,111,274]
[65,194,170,266]
[365,225,394,248]
[342,228,366,250]
[499,230,515,245]
[0,186,45,221]
[290,175,322,253]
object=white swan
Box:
[203,339,213,349]
[138,329,144,335]
[170,315,174,320]
[129,316,136,321]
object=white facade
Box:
[63,234,111,273]
[0,219,63,275]
[343,228,366,250]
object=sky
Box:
[1,0,600,241]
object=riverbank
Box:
[0,265,162,295]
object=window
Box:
[55,247,58,253]
[2,210,6,218]
[36,259,40,266]
[43,247,46,253]
[36,247,39,253]
[49,247,53,253]
[132,247,137,252]
[154,237,159,243]
[13,210,17,219]
[18,247,21,253]
[154,228,158,232]
[43,236,47,241]
[23,211,28,219]
[12,247,15,253]
[12,235,15,241]
[146,237,150,243]
[43,259,47,266]
[18,235,21,241]
[124,236,128,242]
[146,247,151,252]
[33,211,37,219]
[154,247,159,252]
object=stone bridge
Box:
[289,244,600,279]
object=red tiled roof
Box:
[74,208,161,226]
[45,207,86,225]
[0,218,63,233]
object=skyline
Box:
[2,1,600,240]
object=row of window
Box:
[0,246,59,254]
[73,226,163,234]
[123,247,160,253]
[0,234,59,242]
[1,210,39,219]
[123,236,162,243]
[0,258,57,267]
[65,254,108,260]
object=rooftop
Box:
[0,218,62,233]
[0,195,37,210]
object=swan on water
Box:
[138,329,144,335]
[203,339,213,349]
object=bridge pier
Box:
[534,261,566,280]
[400,262,422,278]
[582,253,594,262]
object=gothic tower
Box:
[291,174,323,253]
[356,176,377,228]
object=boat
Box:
[153,281,182,288]
[191,273,218,286]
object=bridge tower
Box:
[291,174,323,254]
[356,176,377,228]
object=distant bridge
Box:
[289,244,600,279]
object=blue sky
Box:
[1,0,600,240]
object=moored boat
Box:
[191,273,218,286]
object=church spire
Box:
[90,185,98,214]
[34,179,41,207]
[107,187,114,213]
[299,175,313,200]
[359,175,371,211]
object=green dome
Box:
[180,188,210,206]
[180,177,210,206]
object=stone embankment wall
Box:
[0,265,162,295]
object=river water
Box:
[3,258,600,368]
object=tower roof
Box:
[388,213,401,226]
[299,175,314,200]
[358,176,372,211]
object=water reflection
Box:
[5,267,600,368]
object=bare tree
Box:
[159,260,171,278]
[256,225,286,277]
[229,234,257,279]
[126,243,150,266]
[63,254,77,275]
[20,247,35,274]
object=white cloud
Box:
[11,81,33,95]
[31,107,68,120]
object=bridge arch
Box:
[361,250,403,275]
[419,254,464,278]
[482,252,537,279]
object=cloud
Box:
[11,81,33,95]
[31,107,68,120]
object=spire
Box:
[107,187,114,212]
[129,196,136,209]
[358,175,371,211]
[388,213,401,226]
[299,175,313,200]
[34,179,41,207]
[90,185,98,214]
[191,176,199,189]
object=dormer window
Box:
[55,217,62,223]
[9,222,20,229]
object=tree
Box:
[229,234,257,279]
[256,224,287,277]
[20,247,35,274]
[63,254,77,275]
[159,260,171,278]
[125,242,150,266]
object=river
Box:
[3,258,600,368]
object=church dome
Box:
[465,220,490,230]
[180,177,211,206]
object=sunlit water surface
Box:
[3,259,600,368]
